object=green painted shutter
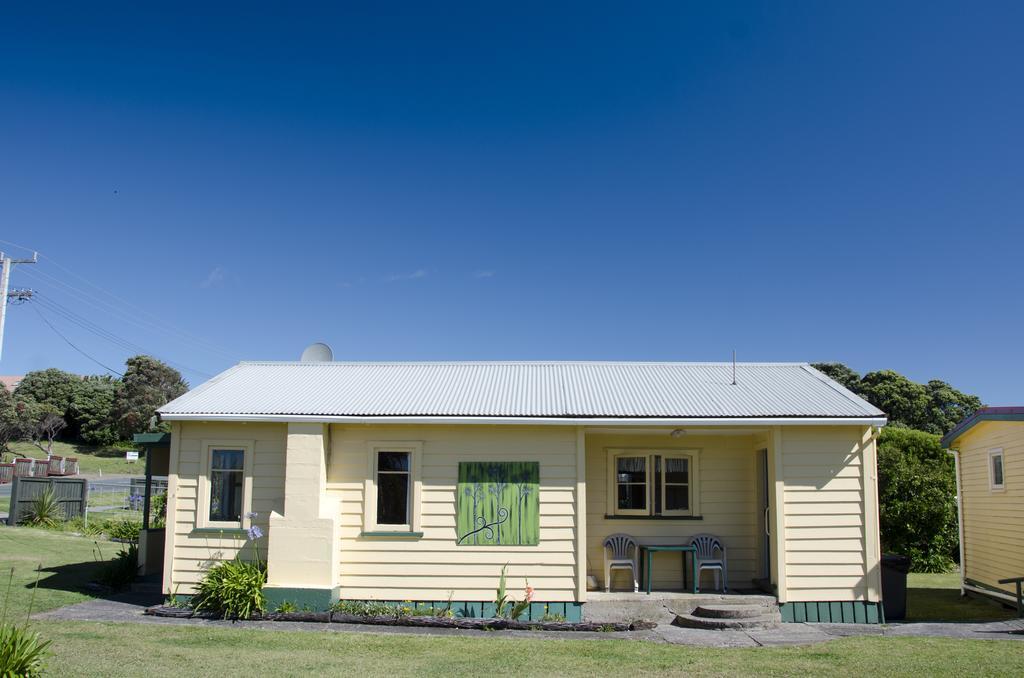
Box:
[457,462,540,546]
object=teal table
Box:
[639,544,698,594]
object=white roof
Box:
[159,361,885,425]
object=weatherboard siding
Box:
[166,422,286,592]
[956,421,1024,595]
[780,426,878,603]
[330,425,580,602]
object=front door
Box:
[755,449,772,590]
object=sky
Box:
[0,2,1022,404]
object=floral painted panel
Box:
[457,462,539,546]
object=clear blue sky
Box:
[1,2,1022,404]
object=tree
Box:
[13,368,79,415]
[858,370,931,431]
[71,376,120,446]
[0,388,20,457]
[112,355,187,438]
[812,363,982,435]
[923,380,982,437]
[876,427,959,572]
[811,363,861,391]
[17,400,67,455]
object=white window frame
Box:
[196,439,255,530]
[658,452,694,517]
[363,441,423,533]
[989,448,1005,492]
[606,448,701,517]
[609,451,650,516]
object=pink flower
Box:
[525,585,535,603]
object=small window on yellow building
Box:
[990,449,1005,491]
[376,451,411,525]
[209,449,245,523]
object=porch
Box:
[584,428,774,597]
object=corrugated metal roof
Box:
[159,361,885,421]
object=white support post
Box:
[862,426,882,602]
[576,426,588,603]
[770,426,787,603]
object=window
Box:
[363,441,423,535]
[376,451,410,525]
[196,439,254,530]
[990,449,1005,491]
[210,449,245,523]
[608,449,699,517]
[615,455,648,513]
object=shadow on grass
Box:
[27,541,136,599]
[907,588,1016,623]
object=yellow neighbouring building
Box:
[156,360,888,623]
[942,407,1024,609]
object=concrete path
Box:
[33,595,1024,648]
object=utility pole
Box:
[0,250,37,361]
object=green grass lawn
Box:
[907,571,1014,622]
[0,527,120,619]
[1,529,1021,677]
[37,623,1024,677]
[5,441,144,476]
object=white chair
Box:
[603,533,639,593]
[691,533,728,592]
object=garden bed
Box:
[144,605,653,631]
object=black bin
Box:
[881,553,911,621]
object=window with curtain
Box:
[610,451,694,517]
[376,451,411,525]
[616,456,647,512]
[209,448,244,523]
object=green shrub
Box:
[104,518,142,542]
[192,560,267,619]
[22,488,64,528]
[878,426,959,572]
[65,516,105,537]
[274,600,298,614]
[330,600,398,617]
[0,624,50,677]
[95,543,138,591]
[150,492,167,528]
[1,566,50,677]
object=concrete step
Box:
[584,592,778,624]
[673,612,781,630]
[692,604,771,619]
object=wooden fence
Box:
[5,476,89,526]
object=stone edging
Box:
[144,605,654,632]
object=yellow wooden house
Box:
[943,407,1024,609]
[156,360,887,622]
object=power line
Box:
[31,304,123,376]
[34,251,237,358]
[0,239,237,359]
[33,294,213,379]
[21,266,237,360]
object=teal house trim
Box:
[779,601,883,624]
[264,587,339,612]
